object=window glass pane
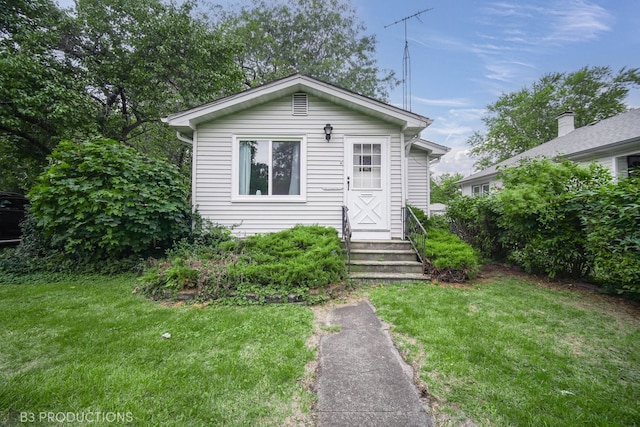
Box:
[246,140,269,195]
[272,141,300,195]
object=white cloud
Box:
[431,147,478,178]
[545,1,612,42]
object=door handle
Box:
[347,176,350,190]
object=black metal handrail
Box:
[403,205,427,264]
[342,206,352,272]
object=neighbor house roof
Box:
[458,108,640,185]
[162,73,433,139]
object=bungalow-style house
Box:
[162,74,449,240]
[458,109,640,195]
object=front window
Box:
[237,138,302,197]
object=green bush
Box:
[138,225,347,304]
[446,195,503,259]
[408,205,480,281]
[494,159,611,278]
[581,176,640,297]
[422,229,480,281]
[28,139,191,260]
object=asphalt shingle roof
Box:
[458,108,640,183]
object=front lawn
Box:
[369,272,640,426]
[0,275,315,426]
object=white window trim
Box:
[472,182,491,195]
[231,134,307,202]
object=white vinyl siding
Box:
[407,148,429,211]
[193,93,404,237]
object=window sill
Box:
[231,196,307,203]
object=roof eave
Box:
[162,74,433,135]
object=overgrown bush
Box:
[28,139,191,261]
[446,195,503,259]
[138,225,347,304]
[493,159,611,278]
[408,205,480,281]
[422,229,480,281]
[581,176,640,296]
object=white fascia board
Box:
[411,139,450,157]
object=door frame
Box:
[344,135,391,240]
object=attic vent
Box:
[292,93,308,116]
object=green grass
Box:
[369,278,640,426]
[0,275,315,426]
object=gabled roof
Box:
[412,138,450,159]
[458,108,640,184]
[162,74,433,138]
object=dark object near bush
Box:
[0,192,29,244]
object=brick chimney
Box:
[557,111,575,137]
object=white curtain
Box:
[288,142,300,195]
[239,141,252,195]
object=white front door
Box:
[345,136,390,239]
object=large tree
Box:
[65,0,244,167]
[223,0,397,101]
[1,0,244,191]
[468,66,640,169]
[0,0,96,191]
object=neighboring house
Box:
[458,109,640,195]
[162,74,449,240]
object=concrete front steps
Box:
[347,240,430,284]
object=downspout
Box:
[176,131,193,145]
[426,153,431,218]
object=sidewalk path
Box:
[316,300,432,426]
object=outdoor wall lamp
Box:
[324,123,333,141]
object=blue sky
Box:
[353,0,640,176]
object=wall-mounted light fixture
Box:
[324,123,333,142]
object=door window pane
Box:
[352,143,381,189]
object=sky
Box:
[56,0,640,177]
[352,0,640,177]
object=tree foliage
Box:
[430,172,463,204]
[0,0,96,185]
[28,139,191,260]
[1,0,244,191]
[468,66,640,169]
[224,0,397,100]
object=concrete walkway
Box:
[316,300,432,426]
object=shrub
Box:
[28,139,191,261]
[446,195,503,259]
[422,229,480,281]
[494,158,611,278]
[408,205,480,281]
[581,176,640,297]
[138,225,347,304]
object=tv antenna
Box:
[385,8,432,111]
